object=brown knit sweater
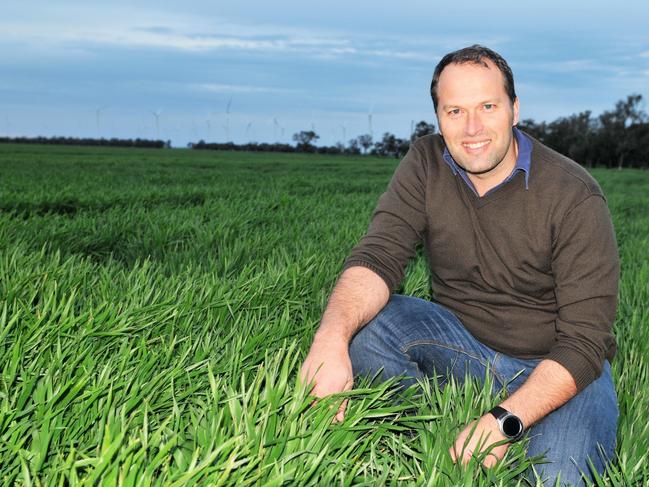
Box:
[344,132,619,392]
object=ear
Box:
[512,97,520,126]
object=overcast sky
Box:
[2,0,649,147]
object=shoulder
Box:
[404,134,449,178]
[383,134,456,194]
[410,133,446,160]
[528,135,604,199]
[523,134,613,244]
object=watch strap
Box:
[489,405,509,420]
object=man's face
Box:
[436,59,519,180]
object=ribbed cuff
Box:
[342,259,397,293]
[545,346,600,393]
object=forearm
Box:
[500,359,578,429]
[300,266,390,417]
[313,265,390,345]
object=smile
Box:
[462,140,490,150]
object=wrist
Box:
[499,399,531,430]
[312,327,350,348]
[489,406,525,442]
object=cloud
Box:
[0,22,289,52]
[540,59,603,73]
[0,13,428,62]
[520,57,631,78]
[191,83,299,94]
[366,49,430,60]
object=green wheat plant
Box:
[0,143,648,485]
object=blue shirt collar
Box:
[442,126,532,192]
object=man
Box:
[299,45,619,485]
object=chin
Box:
[460,161,498,175]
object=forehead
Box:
[437,59,508,106]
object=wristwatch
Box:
[489,406,524,442]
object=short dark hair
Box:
[430,44,516,113]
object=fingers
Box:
[449,445,456,463]
[449,423,470,464]
[449,439,458,463]
[449,444,474,466]
[482,451,500,468]
[450,419,508,468]
[334,398,348,423]
[299,347,354,423]
[450,444,495,468]
[303,366,353,399]
[299,359,353,423]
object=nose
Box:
[465,111,483,136]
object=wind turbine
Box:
[245,121,253,141]
[150,108,162,139]
[96,106,109,138]
[339,123,347,143]
[368,104,374,139]
[273,117,284,141]
[224,97,232,141]
[206,110,219,142]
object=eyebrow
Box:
[442,99,500,110]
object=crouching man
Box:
[300,45,619,486]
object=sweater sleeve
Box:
[546,195,619,392]
[342,145,429,292]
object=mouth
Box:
[462,140,491,152]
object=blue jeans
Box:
[349,295,618,486]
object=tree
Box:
[596,94,648,169]
[346,138,361,155]
[292,130,320,152]
[624,123,649,168]
[411,120,436,141]
[545,111,595,166]
[517,119,548,143]
[356,134,373,154]
[372,132,408,158]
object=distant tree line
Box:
[192,94,649,169]
[0,136,169,149]
[518,94,649,169]
[190,121,437,158]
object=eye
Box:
[483,103,495,111]
[448,108,461,117]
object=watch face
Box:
[502,415,523,438]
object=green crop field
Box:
[1,143,648,486]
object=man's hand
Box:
[450,414,510,468]
[450,360,577,469]
[298,266,390,422]
[299,334,353,422]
